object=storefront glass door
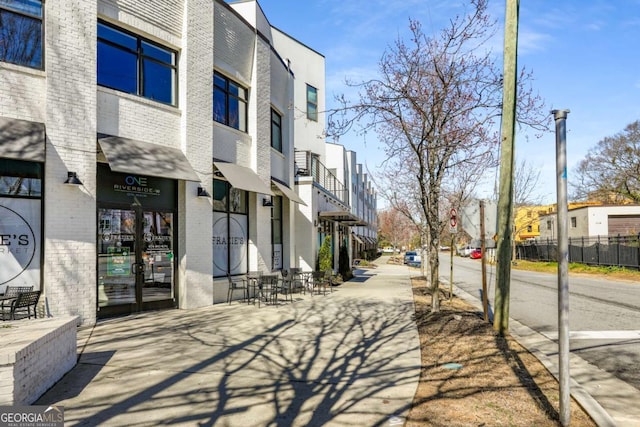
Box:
[97,207,175,316]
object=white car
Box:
[458,245,476,257]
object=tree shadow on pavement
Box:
[37,292,420,427]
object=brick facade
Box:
[0,0,375,326]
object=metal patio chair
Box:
[226,275,249,304]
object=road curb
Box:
[444,279,618,427]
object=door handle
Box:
[131,262,145,275]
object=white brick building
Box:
[0,0,376,326]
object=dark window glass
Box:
[271,108,282,152]
[213,72,247,132]
[214,74,225,87]
[213,90,226,124]
[143,58,173,104]
[1,0,41,16]
[228,81,240,97]
[97,41,137,94]
[229,188,247,214]
[97,21,177,106]
[213,179,247,213]
[0,158,42,197]
[306,84,318,121]
[98,23,136,50]
[272,196,282,244]
[228,96,240,129]
[142,41,173,63]
[0,0,43,69]
[213,179,228,212]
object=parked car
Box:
[404,251,418,264]
[458,245,475,257]
[470,248,482,259]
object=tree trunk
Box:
[430,243,440,312]
[429,214,441,312]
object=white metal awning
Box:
[0,117,45,162]
[98,135,200,181]
[214,162,274,195]
[319,210,368,226]
[271,180,307,205]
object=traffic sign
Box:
[449,208,458,233]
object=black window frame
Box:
[271,108,282,152]
[0,158,42,198]
[97,20,178,106]
[213,71,248,132]
[271,195,282,245]
[306,84,318,121]
[212,177,248,277]
[271,195,283,270]
[0,0,44,70]
[212,178,248,214]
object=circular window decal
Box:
[0,205,37,286]
[212,216,247,272]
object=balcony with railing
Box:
[294,150,348,206]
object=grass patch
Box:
[512,259,640,282]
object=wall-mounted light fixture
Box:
[262,195,273,207]
[197,186,211,198]
[64,171,83,186]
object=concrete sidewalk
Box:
[37,264,420,426]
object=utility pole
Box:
[494,0,519,335]
[554,109,571,426]
[480,200,489,322]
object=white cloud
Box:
[517,30,552,55]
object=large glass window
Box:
[214,72,247,132]
[271,108,282,152]
[271,196,283,270]
[0,158,42,197]
[97,21,177,105]
[0,158,42,293]
[306,84,318,121]
[0,0,43,69]
[212,179,248,277]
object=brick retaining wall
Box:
[0,317,78,405]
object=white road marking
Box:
[542,331,640,340]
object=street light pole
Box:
[553,108,571,426]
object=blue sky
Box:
[256,0,640,204]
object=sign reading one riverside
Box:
[0,406,64,427]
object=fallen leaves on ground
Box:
[406,276,597,427]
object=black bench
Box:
[1,290,41,321]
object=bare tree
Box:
[329,0,546,312]
[572,120,640,203]
[510,158,545,257]
[514,157,544,207]
[377,208,416,252]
